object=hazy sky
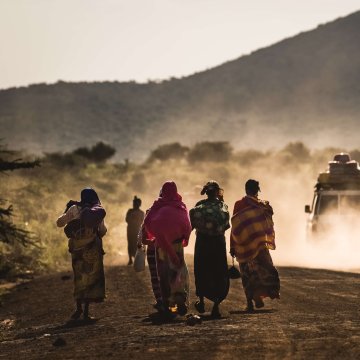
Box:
[0,0,359,89]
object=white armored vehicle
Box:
[305,153,360,239]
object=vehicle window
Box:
[318,195,338,214]
[339,195,360,214]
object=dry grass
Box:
[1,142,359,276]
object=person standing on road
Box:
[189,181,230,318]
[56,188,107,320]
[125,196,145,265]
[230,179,280,312]
[144,181,192,318]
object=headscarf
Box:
[149,181,186,212]
[64,188,101,213]
[80,188,101,207]
[144,181,191,264]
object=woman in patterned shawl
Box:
[230,179,280,312]
[56,188,107,320]
[144,181,192,317]
[189,181,230,318]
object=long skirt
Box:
[71,238,105,303]
[239,248,280,302]
[127,225,138,257]
[147,243,162,303]
[156,241,189,308]
[194,233,229,303]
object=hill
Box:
[1,11,360,159]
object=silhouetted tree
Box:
[187,141,233,163]
[0,144,39,245]
[73,141,116,163]
[148,143,189,162]
[280,142,311,161]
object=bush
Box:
[279,142,311,161]
[45,142,116,167]
[187,141,233,163]
[73,141,116,163]
[148,142,189,162]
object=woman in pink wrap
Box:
[144,181,192,317]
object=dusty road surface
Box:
[0,264,359,359]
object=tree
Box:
[0,144,40,245]
[187,141,233,163]
[280,142,311,161]
[73,141,116,163]
[148,142,189,162]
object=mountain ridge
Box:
[1,10,359,159]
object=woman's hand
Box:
[140,238,153,246]
[65,200,77,213]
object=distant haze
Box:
[0,0,359,89]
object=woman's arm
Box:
[98,219,107,237]
[230,201,240,256]
[56,205,79,227]
[125,209,131,223]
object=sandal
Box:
[194,301,205,314]
[255,298,264,309]
[177,303,188,316]
[245,306,255,313]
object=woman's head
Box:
[159,181,180,200]
[133,195,142,209]
[80,188,100,206]
[201,180,220,199]
[245,179,260,197]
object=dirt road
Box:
[0,263,359,359]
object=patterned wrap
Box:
[146,243,162,303]
[231,196,275,264]
[57,204,106,303]
[71,239,105,302]
[189,199,230,236]
[240,248,280,302]
[156,241,189,307]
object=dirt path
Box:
[0,263,359,359]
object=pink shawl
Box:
[144,181,191,265]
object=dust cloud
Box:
[180,158,360,273]
[5,143,360,274]
[96,149,360,273]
